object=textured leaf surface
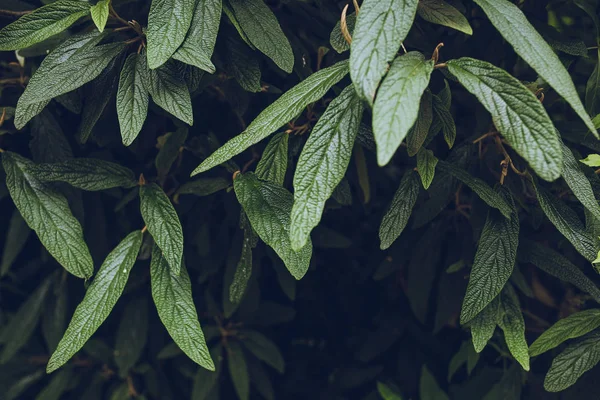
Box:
[229,0,294,73]
[146,0,195,69]
[0,0,90,51]
[406,91,434,157]
[26,159,137,191]
[379,171,420,250]
[227,341,250,400]
[561,141,600,222]
[330,13,355,54]
[234,172,313,279]
[148,59,194,125]
[470,295,500,352]
[417,0,472,34]
[461,189,519,324]
[173,0,221,73]
[498,285,529,371]
[350,0,418,105]
[530,309,600,357]
[229,230,253,304]
[90,0,109,33]
[2,152,93,278]
[474,0,597,135]
[290,85,363,250]
[47,230,142,373]
[192,60,349,175]
[256,132,289,186]
[117,53,150,146]
[448,58,562,181]
[417,148,438,190]
[140,183,184,274]
[225,33,262,92]
[373,52,434,165]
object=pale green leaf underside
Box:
[255,132,289,186]
[417,0,472,35]
[379,171,420,250]
[447,58,562,181]
[2,151,93,279]
[350,0,419,105]
[290,84,364,251]
[474,0,597,136]
[191,60,350,175]
[47,230,143,373]
[90,0,109,33]
[117,53,150,146]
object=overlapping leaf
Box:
[117,53,150,146]
[379,171,420,250]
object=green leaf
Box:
[227,341,250,400]
[447,58,562,181]
[229,227,253,304]
[0,0,90,51]
[155,128,188,179]
[234,172,313,279]
[379,171,420,250]
[530,309,600,357]
[242,330,284,373]
[26,159,137,191]
[146,0,195,69]
[225,33,262,92]
[439,161,513,219]
[192,345,223,400]
[377,381,403,400]
[148,59,194,125]
[115,296,149,377]
[255,132,289,186]
[228,0,294,73]
[0,210,31,277]
[417,148,438,190]
[30,110,73,163]
[2,152,93,278]
[47,230,143,373]
[473,0,597,136]
[175,177,230,198]
[561,142,600,222]
[417,0,472,35]
[470,295,500,352]
[191,60,349,175]
[498,285,529,371]
[35,368,71,400]
[544,330,600,392]
[420,365,449,400]
[586,50,600,117]
[41,283,68,354]
[330,13,355,54]
[290,85,363,251]
[373,52,434,165]
[533,180,597,261]
[90,0,109,33]
[19,41,126,107]
[350,0,418,105]
[173,0,221,73]
[150,245,215,370]
[406,91,434,157]
[117,53,150,146]
[461,188,519,324]
[432,94,456,148]
[140,183,184,275]
[14,99,49,130]
[580,153,600,167]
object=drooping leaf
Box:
[290,85,363,251]
[175,177,231,198]
[191,60,349,175]
[406,91,434,157]
[227,341,250,400]
[373,52,434,165]
[474,0,597,135]
[498,285,529,371]
[155,128,188,179]
[140,183,184,274]
[561,141,600,222]
[255,132,289,186]
[150,245,215,370]
[447,58,562,181]
[2,151,93,278]
[30,110,73,163]
[90,0,109,33]
[470,295,501,352]
[229,226,253,304]
[117,53,150,146]
[417,148,438,190]
[379,171,420,250]
[0,210,31,277]
[225,33,262,92]
[146,0,196,69]
[148,59,194,125]
[330,12,356,54]
[0,0,90,51]
[241,330,284,373]
[47,230,143,373]
[432,94,456,148]
[173,0,222,73]
[417,0,472,35]
[192,345,223,400]
[234,172,313,279]
[114,296,148,377]
[349,0,419,105]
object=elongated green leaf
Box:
[225,33,262,92]
[447,58,562,181]
[350,0,418,105]
[533,181,597,261]
[146,0,195,69]
[242,330,284,373]
[117,53,150,146]
[228,0,294,73]
[192,345,223,400]
[473,0,597,136]
[173,0,221,73]
[439,161,512,218]
[379,171,420,250]
[140,183,184,275]
[26,159,137,191]
[191,60,349,175]
[461,188,519,324]
[47,230,143,373]
[151,245,214,370]
[14,99,49,130]
[417,0,472,34]
[234,172,312,279]
[544,330,600,392]
[115,296,148,377]
[0,210,31,277]
[377,382,403,400]
[90,0,109,33]
[432,94,456,148]
[330,13,355,54]
[227,341,250,400]
[470,295,501,352]
[148,59,194,125]
[2,152,93,278]
[255,132,289,186]
[498,285,529,371]
[0,0,90,51]
[373,52,434,165]
[175,177,230,198]
[230,228,253,304]
[406,91,434,157]
[530,309,600,357]
[561,141,600,222]
[587,51,600,116]
[35,368,71,400]
[30,110,73,163]
[42,284,68,354]
[290,85,363,250]
[417,148,438,190]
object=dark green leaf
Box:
[227,341,250,400]
[148,59,194,125]
[117,53,150,146]
[242,330,284,373]
[417,0,472,35]
[0,210,31,277]
[255,132,289,186]
[417,148,438,190]
[498,284,529,371]
[155,128,188,179]
[406,91,434,157]
[379,171,420,250]
[192,345,222,400]
[115,296,149,377]
[330,13,355,54]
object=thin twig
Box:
[340,4,352,45]
[0,9,31,18]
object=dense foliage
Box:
[1,0,600,398]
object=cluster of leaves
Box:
[2,0,600,398]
